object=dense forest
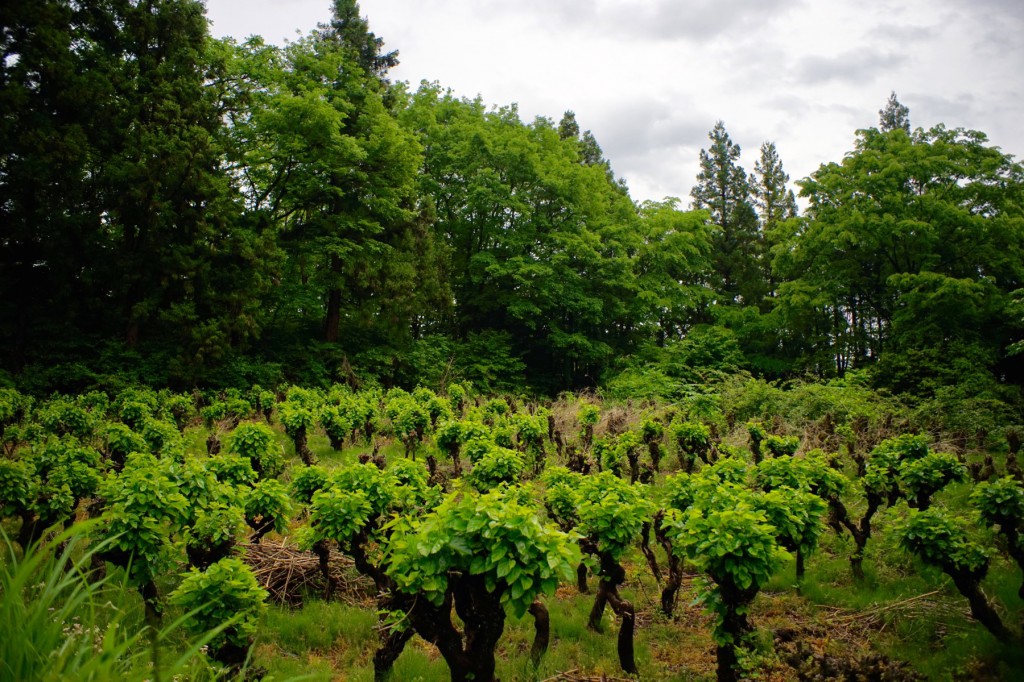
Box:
[3,0,1021,410]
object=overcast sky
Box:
[203,0,1024,205]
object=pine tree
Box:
[752,141,798,232]
[879,91,910,133]
[320,0,398,82]
[690,122,764,307]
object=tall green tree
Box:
[633,199,715,345]
[690,122,765,307]
[752,141,798,235]
[319,0,398,82]
[219,20,431,362]
[1,0,267,384]
[402,86,639,390]
[776,121,1024,387]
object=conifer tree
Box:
[690,122,764,307]
[879,91,911,133]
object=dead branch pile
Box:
[822,590,972,635]
[540,672,635,682]
[240,541,376,607]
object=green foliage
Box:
[37,397,95,438]
[227,422,285,479]
[639,418,664,443]
[207,454,258,488]
[99,452,190,584]
[971,476,1024,528]
[754,453,847,500]
[161,393,197,429]
[671,419,711,459]
[434,420,465,453]
[702,455,750,485]
[666,484,785,643]
[898,508,989,574]
[0,388,29,425]
[140,417,185,460]
[24,436,103,523]
[278,403,316,439]
[576,472,653,559]
[691,121,764,307]
[164,458,230,526]
[290,465,330,505]
[467,446,525,491]
[319,405,352,446]
[0,458,34,518]
[662,472,696,512]
[669,497,783,619]
[186,503,247,552]
[305,487,374,549]
[170,557,268,651]
[100,422,148,461]
[386,487,580,618]
[244,479,293,535]
[756,487,827,557]
[577,402,600,427]
[874,434,930,462]
[898,452,967,504]
[763,435,799,457]
[1,523,211,682]
[446,383,468,414]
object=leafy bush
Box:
[467,447,525,491]
[291,465,330,505]
[170,557,268,658]
[227,421,284,479]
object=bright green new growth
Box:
[756,487,827,557]
[186,503,247,551]
[170,557,268,651]
[227,421,285,478]
[702,455,749,485]
[467,446,525,491]
[0,458,33,518]
[244,478,294,535]
[291,465,330,505]
[674,501,784,592]
[898,452,967,507]
[764,434,799,457]
[575,471,653,558]
[304,487,374,550]
[386,487,580,618]
[207,454,258,488]
[140,417,185,460]
[971,476,1024,527]
[99,451,189,584]
[898,508,988,574]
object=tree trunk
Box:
[949,569,1014,643]
[373,623,415,682]
[640,521,662,583]
[325,255,342,343]
[294,426,314,465]
[528,600,550,667]
[577,562,589,594]
[655,514,683,617]
[648,440,661,472]
[586,551,637,674]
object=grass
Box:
[0,522,220,682]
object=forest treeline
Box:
[2,0,1023,409]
